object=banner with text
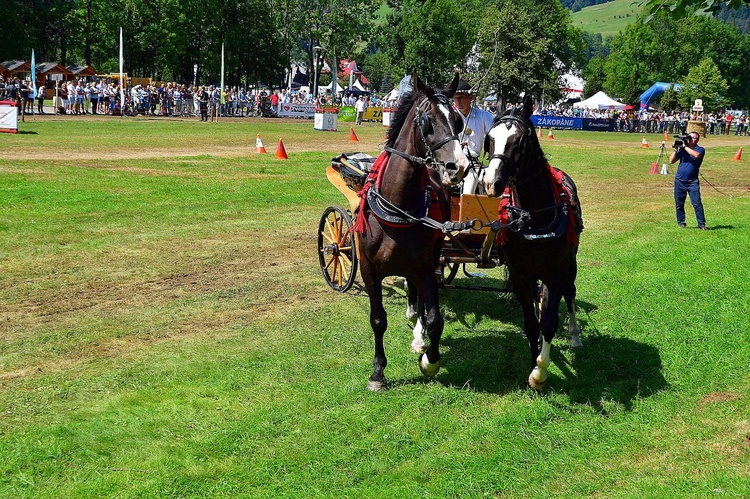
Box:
[531,115,615,132]
[277,103,316,118]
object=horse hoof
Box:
[410,339,427,354]
[419,354,440,377]
[366,379,388,392]
[528,368,547,390]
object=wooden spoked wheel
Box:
[437,262,459,286]
[318,205,358,292]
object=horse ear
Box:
[412,70,429,95]
[496,95,506,117]
[442,72,460,98]
[522,95,533,120]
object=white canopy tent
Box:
[573,91,625,110]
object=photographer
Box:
[669,132,707,230]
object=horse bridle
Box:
[385,94,460,171]
[486,114,538,187]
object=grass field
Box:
[571,0,642,37]
[2,115,749,497]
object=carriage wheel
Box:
[437,261,459,286]
[318,205,358,292]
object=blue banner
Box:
[582,118,615,132]
[531,115,615,132]
[531,115,580,129]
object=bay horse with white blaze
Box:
[483,96,584,389]
[354,73,468,391]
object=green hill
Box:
[570,0,643,37]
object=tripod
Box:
[654,141,668,174]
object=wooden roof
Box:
[36,62,71,75]
[1,60,30,72]
[67,65,98,76]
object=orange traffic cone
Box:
[547,129,554,139]
[255,134,267,154]
[641,136,650,148]
[536,127,543,138]
[349,127,359,142]
[650,162,659,174]
[664,131,669,141]
[275,139,288,159]
[733,147,743,160]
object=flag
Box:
[348,60,357,90]
[220,43,225,105]
[119,28,125,112]
[30,49,37,100]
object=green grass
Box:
[571,0,643,37]
[1,120,749,497]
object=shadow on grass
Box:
[402,289,668,412]
[17,130,39,135]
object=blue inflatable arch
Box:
[639,82,682,109]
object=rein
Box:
[384,95,459,173]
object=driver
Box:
[452,80,495,194]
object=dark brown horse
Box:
[356,73,468,391]
[483,96,583,389]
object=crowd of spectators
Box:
[535,106,748,135]
[4,74,746,135]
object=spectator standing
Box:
[36,83,45,114]
[669,131,707,230]
[355,96,367,125]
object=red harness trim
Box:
[351,151,445,238]
[497,164,579,246]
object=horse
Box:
[354,72,469,391]
[483,95,584,389]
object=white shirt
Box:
[457,106,495,160]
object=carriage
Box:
[317,152,513,293]
[316,74,582,390]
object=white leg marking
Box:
[410,318,427,353]
[406,301,418,327]
[419,353,440,377]
[529,337,551,390]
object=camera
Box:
[672,134,691,149]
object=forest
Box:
[3,0,750,110]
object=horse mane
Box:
[386,86,436,148]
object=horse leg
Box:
[418,275,443,378]
[514,281,543,387]
[405,280,427,353]
[565,253,583,349]
[365,277,389,392]
[530,283,564,390]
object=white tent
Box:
[573,91,625,110]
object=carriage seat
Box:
[331,152,377,192]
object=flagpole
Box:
[219,43,225,123]
[119,28,125,118]
[31,49,37,121]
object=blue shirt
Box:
[675,145,705,182]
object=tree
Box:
[679,57,730,111]
[383,0,481,86]
[661,83,681,112]
[582,56,606,97]
[476,0,583,105]
[642,0,750,21]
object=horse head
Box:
[483,95,541,197]
[405,72,469,185]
